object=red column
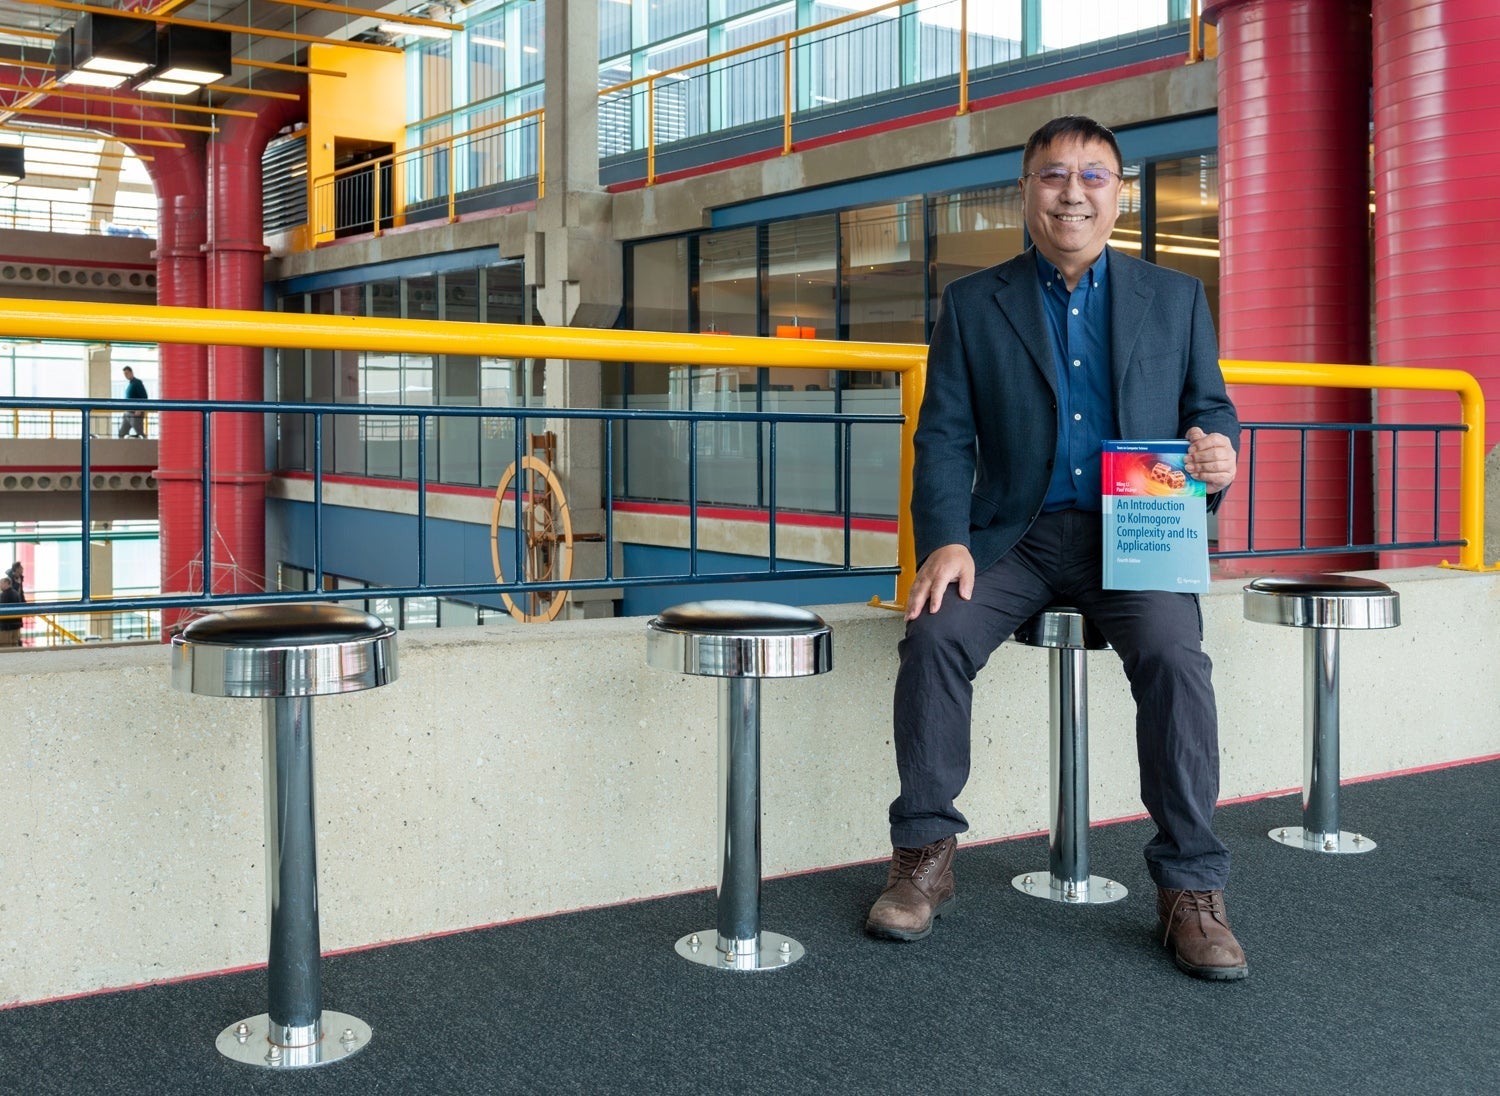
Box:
[1204,0,1375,573]
[139,137,209,626]
[205,91,307,594]
[1373,0,1500,568]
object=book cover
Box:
[1101,439,1209,592]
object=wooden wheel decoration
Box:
[489,445,575,623]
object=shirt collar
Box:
[1034,247,1110,292]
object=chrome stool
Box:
[1010,605,1126,905]
[646,600,832,972]
[172,603,397,1068]
[1244,574,1400,854]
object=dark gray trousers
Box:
[890,509,1230,890]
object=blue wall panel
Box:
[268,498,894,618]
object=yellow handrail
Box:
[2,408,156,440]
[0,299,1485,603]
[1220,360,1487,573]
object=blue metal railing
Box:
[1220,420,1465,560]
[0,396,1472,626]
[0,395,901,622]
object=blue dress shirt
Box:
[1036,249,1117,512]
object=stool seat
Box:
[1243,574,1400,631]
[1013,604,1110,651]
[172,603,397,699]
[646,599,831,679]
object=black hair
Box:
[1022,116,1123,176]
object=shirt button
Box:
[1074,468,1082,476]
[1073,413,1082,421]
[1072,359,1081,367]
[1071,308,1079,315]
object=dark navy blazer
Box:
[911,246,1240,573]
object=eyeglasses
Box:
[1023,167,1119,189]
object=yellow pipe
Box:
[1221,359,1487,572]
[0,298,1484,586]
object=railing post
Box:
[783,38,794,155]
[372,161,383,238]
[647,80,657,186]
[958,0,970,115]
[448,136,457,224]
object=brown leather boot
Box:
[1157,888,1249,980]
[865,836,957,941]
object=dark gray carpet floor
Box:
[4,759,1498,1096]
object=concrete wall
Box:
[2,566,1496,1006]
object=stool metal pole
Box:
[677,676,804,971]
[716,677,762,949]
[649,600,828,973]
[264,696,324,1044]
[215,696,374,1068]
[1049,647,1090,889]
[1013,630,1125,905]
[1269,627,1375,854]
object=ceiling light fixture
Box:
[63,13,157,79]
[0,146,25,186]
[377,24,454,40]
[153,25,232,86]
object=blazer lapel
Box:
[1108,247,1155,400]
[990,249,1056,397]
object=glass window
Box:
[699,226,758,336]
[647,33,710,144]
[810,2,901,107]
[632,238,691,332]
[1151,154,1220,328]
[438,272,482,486]
[276,294,308,470]
[647,0,707,46]
[1038,0,1171,52]
[719,6,793,130]
[929,185,1024,315]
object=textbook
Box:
[1101,439,1209,592]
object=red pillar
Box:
[1373,0,1500,567]
[1204,0,1375,573]
[136,137,209,626]
[205,91,307,594]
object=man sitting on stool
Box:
[864,115,1248,981]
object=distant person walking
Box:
[0,574,22,647]
[5,560,24,601]
[119,366,148,438]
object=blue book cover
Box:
[1101,439,1209,592]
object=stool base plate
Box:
[1011,872,1128,904]
[1269,826,1376,854]
[675,930,804,972]
[215,1011,371,1069]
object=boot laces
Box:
[892,840,944,881]
[1162,889,1226,944]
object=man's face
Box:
[1020,136,1123,271]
